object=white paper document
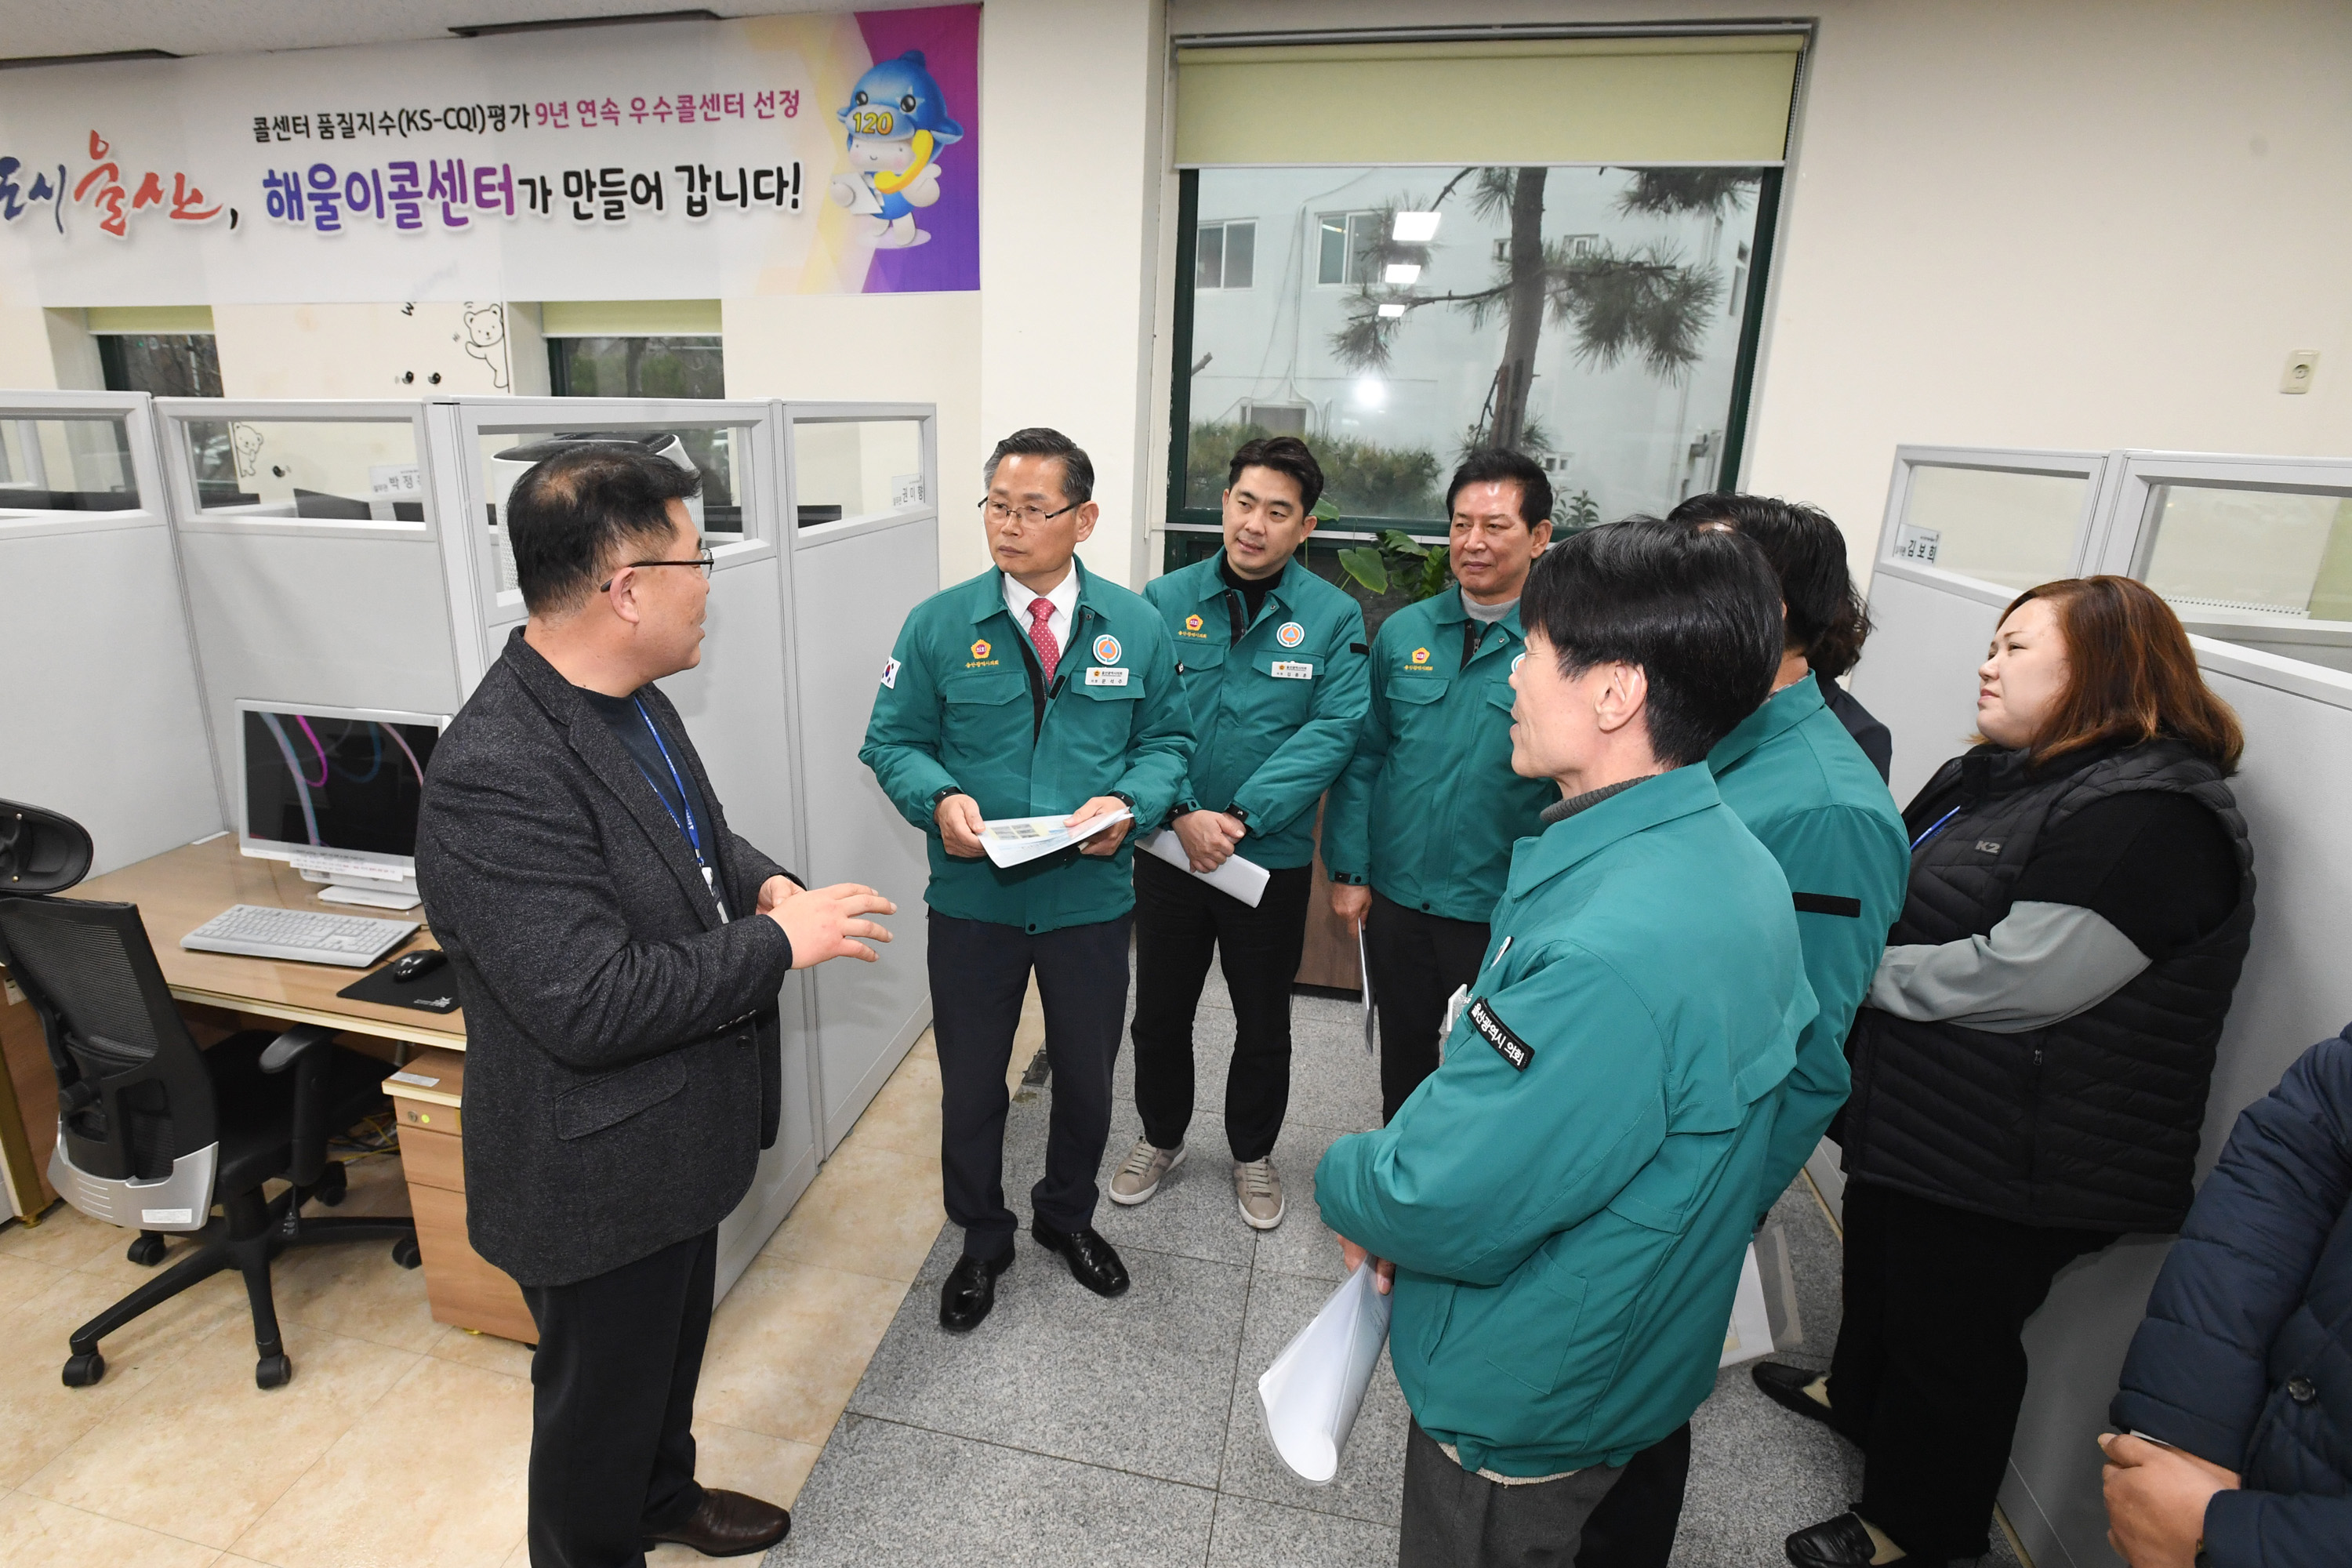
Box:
[1135,829,1270,907]
[1358,927,1376,1056]
[1717,1241,1776,1368]
[978,808,1134,869]
[1259,1262,1395,1485]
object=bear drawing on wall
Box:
[830,49,964,249]
[459,303,509,390]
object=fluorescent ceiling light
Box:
[1383,263,1421,285]
[1391,211,1442,243]
[1377,303,1407,318]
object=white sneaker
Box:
[1235,1156,1285,1229]
[1108,1138,1185,1205]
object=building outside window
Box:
[1170,164,1777,617]
[96,333,223,398]
[1196,220,1256,290]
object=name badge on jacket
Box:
[1270,661,1314,680]
[1085,666,1130,687]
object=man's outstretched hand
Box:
[766,882,896,967]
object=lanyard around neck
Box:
[631,698,705,869]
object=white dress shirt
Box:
[1003,564,1079,659]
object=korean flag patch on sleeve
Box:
[1467,997,1533,1071]
[880,656,900,690]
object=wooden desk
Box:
[71,834,466,1052]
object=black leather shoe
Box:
[1029,1219,1130,1298]
[643,1488,790,1557]
[1754,1360,1844,1435]
[1786,1512,1938,1568]
[939,1250,1013,1332]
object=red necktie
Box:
[1027,597,1060,684]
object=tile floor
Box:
[0,982,1046,1568]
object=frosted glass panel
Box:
[182,419,422,525]
[2140,484,2352,619]
[1895,466,2083,590]
[791,419,924,526]
[0,417,138,513]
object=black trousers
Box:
[1365,890,1493,1123]
[519,1227,715,1568]
[1829,1181,2116,1560]
[929,909,1131,1260]
[1572,1424,1690,1568]
[1131,853,1313,1162]
[1402,1419,1628,1567]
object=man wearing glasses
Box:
[418,442,897,1566]
[862,427,1195,1332]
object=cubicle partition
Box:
[151,400,475,837]
[777,401,939,1151]
[0,391,223,1218]
[1846,445,2352,1568]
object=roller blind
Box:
[1174,34,1802,167]
[539,299,722,336]
[85,306,214,334]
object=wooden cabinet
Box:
[384,1048,536,1345]
[1294,799,1365,995]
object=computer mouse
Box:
[388,949,448,983]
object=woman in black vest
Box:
[1760,576,2253,1568]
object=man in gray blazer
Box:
[416,443,893,1568]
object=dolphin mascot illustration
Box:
[831,49,965,249]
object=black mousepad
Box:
[337,956,461,1014]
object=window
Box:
[96,334,223,397]
[1177,165,1777,543]
[1316,211,1382,286]
[1196,220,1256,290]
[546,335,735,524]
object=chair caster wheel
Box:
[62,1352,106,1388]
[391,1236,422,1269]
[256,1354,292,1389]
[315,1160,347,1207]
[127,1234,168,1266]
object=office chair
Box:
[0,800,420,1390]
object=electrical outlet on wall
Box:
[2281,350,2320,394]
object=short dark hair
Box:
[985,426,1093,506]
[1667,491,1874,677]
[507,444,701,615]
[1226,434,1323,514]
[1520,517,1782,767]
[1445,449,1552,530]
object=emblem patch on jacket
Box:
[1468,997,1532,1071]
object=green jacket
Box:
[1143,554,1370,870]
[1323,587,1559,922]
[1315,766,1817,1476]
[1707,676,1910,1208]
[859,562,1196,932]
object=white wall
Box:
[723,291,984,576]
[979,0,1169,588]
[1169,0,2352,577]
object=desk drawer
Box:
[391,1095,461,1138]
[409,1182,537,1345]
[397,1121,463,1193]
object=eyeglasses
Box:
[597,549,715,592]
[978,498,1078,528]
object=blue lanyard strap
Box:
[1910,804,1963,853]
[632,699,705,867]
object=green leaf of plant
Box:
[1336,546,1388,595]
[1377,528,1429,557]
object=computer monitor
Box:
[235,702,447,909]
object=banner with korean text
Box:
[0,5,978,303]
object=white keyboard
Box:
[180,904,419,968]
